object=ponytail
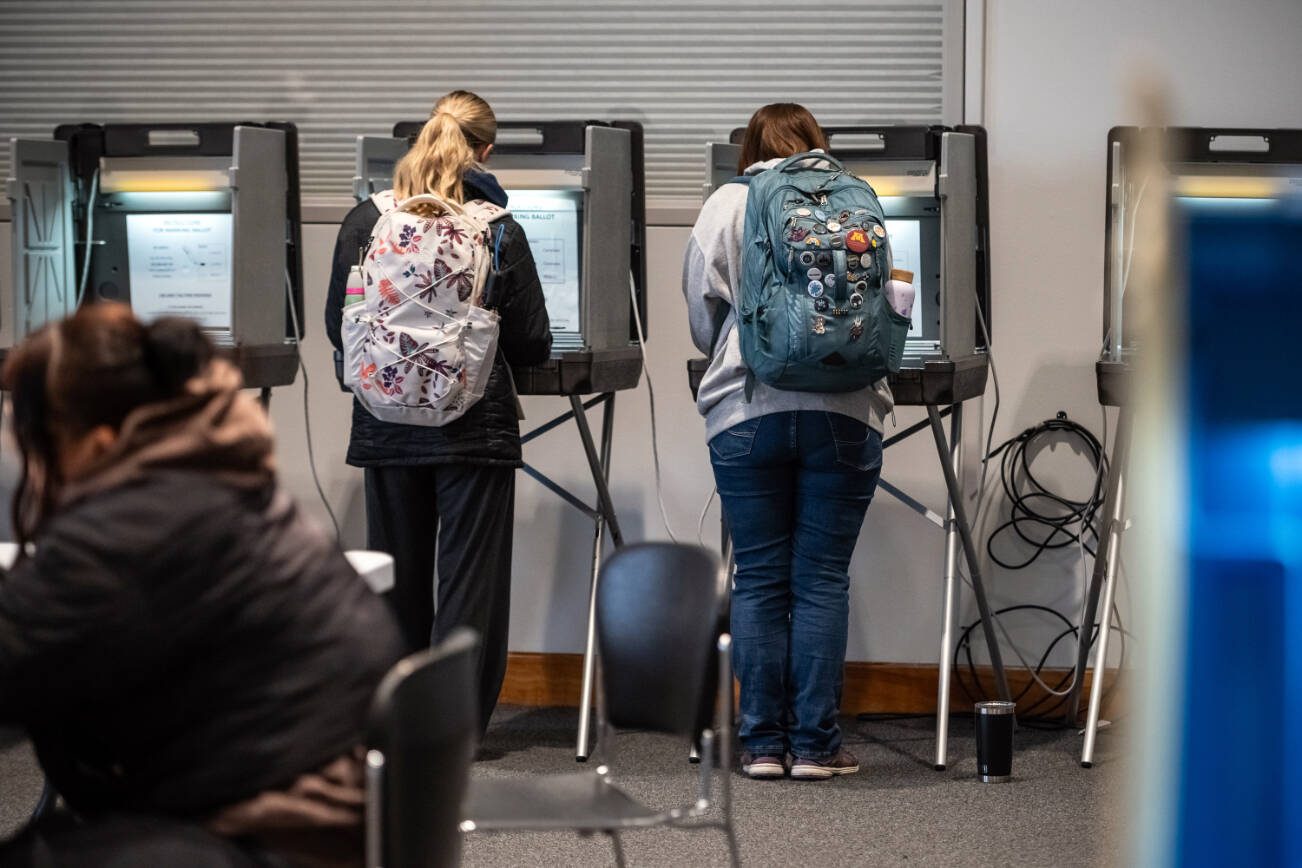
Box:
[392,90,497,206]
[142,316,214,395]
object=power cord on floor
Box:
[948,408,1132,726]
[952,600,1131,727]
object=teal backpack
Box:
[736,151,909,393]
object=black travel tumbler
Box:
[975,700,1015,782]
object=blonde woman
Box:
[326,91,551,734]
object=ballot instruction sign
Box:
[508,189,582,343]
[126,212,233,330]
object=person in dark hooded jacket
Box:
[0,304,405,867]
[324,90,551,733]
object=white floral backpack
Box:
[342,190,508,426]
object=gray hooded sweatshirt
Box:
[682,157,894,442]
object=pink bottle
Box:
[344,265,366,307]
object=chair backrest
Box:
[366,628,479,868]
[597,542,724,737]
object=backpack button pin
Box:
[827,221,842,232]
[872,224,887,238]
[824,273,837,290]
[815,210,828,222]
[807,280,825,298]
[830,234,845,249]
[845,228,870,253]
[814,296,830,312]
[796,208,812,217]
[807,267,822,280]
[850,291,865,308]
[799,251,816,266]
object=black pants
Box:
[364,464,515,733]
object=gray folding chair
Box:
[460,543,739,868]
[366,628,479,868]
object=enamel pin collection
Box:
[784,204,884,337]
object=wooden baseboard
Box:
[501,652,1123,719]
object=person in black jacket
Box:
[325,90,551,733]
[0,304,405,867]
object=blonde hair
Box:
[392,90,497,206]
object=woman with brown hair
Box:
[0,304,403,866]
[325,90,551,734]
[682,104,892,780]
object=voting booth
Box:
[5,122,304,388]
[1097,126,1302,406]
[700,125,991,405]
[355,120,647,394]
[1067,126,1302,769]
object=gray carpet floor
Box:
[1,708,1124,867]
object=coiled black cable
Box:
[985,411,1108,568]
[952,412,1127,727]
[953,603,1130,727]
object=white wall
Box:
[967,0,1302,669]
[3,0,1300,669]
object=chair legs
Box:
[607,830,628,868]
[722,822,741,868]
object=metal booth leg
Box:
[1077,408,1131,767]
[1081,462,1125,767]
[575,394,620,762]
[933,404,965,770]
[925,405,1012,703]
[1067,407,1132,728]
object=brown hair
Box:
[2,303,214,547]
[392,90,497,206]
[737,103,829,174]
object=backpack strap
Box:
[461,198,511,225]
[394,192,465,216]
[370,189,398,214]
[773,150,846,174]
[728,175,752,187]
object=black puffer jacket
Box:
[325,172,552,467]
[0,471,404,818]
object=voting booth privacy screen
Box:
[1103,127,1302,366]
[6,122,304,387]
[356,120,646,357]
[705,125,990,368]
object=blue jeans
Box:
[709,411,883,759]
